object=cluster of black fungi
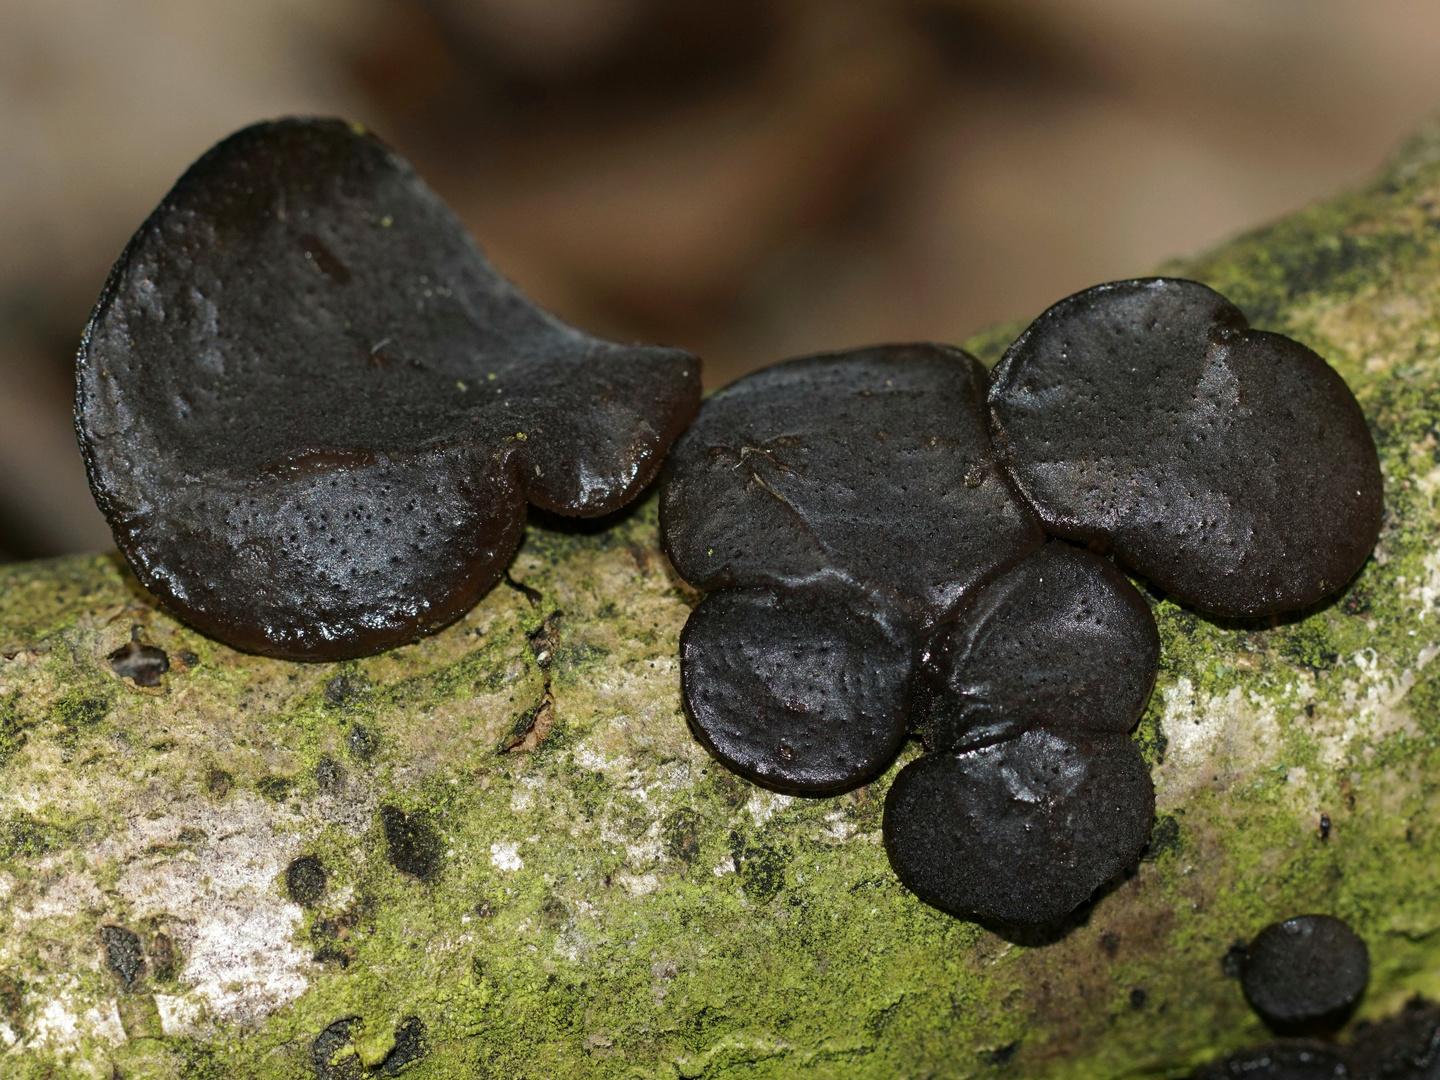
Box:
[77,119,1383,930]
[1194,913,1440,1080]
[660,293,1382,926]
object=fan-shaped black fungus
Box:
[1190,1040,1353,1080]
[680,582,915,794]
[1242,915,1370,1030]
[882,727,1154,926]
[661,344,1044,620]
[76,118,700,660]
[988,278,1382,618]
[915,542,1158,753]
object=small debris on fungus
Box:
[988,277,1383,618]
[75,117,700,661]
[1241,914,1370,1031]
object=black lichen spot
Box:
[312,1017,363,1080]
[989,278,1383,618]
[286,855,329,907]
[316,755,345,792]
[100,925,145,991]
[325,672,370,709]
[76,117,700,661]
[1241,914,1369,1032]
[381,805,442,882]
[0,813,66,860]
[883,728,1154,927]
[730,832,789,903]
[378,1016,428,1076]
[257,775,292,802]
[205,768,232,798]
[917,542,1158,752]
[1129,987,1148,1010]
[680,583,915,794]
[982,1042,1019,1067]
[149,932,176,981]
[1142,814,1182,862]
[662,807,701,863]
[48,693,109,729]
[347,724,379,761]
[107,633,169,687]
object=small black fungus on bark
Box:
[347,724,379,761]
[315,755,345,792]
[286,855,329,907]
[100,925,145,990]
[916,542,1158,753]
[989,277,1383,618]
[76,117,700,661]
[107,631,169,687]
[882,728,1154,927]
[380,805,442,882]
[1242,914,1369,1032]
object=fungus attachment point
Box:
[988,278,1382,617]
[916,542,1159,753]
[882,728,1155,927]
[76,118,700,660]
[680,583,914,795]
[1242,914,1370,1031]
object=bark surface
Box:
[9,124,1440,1078]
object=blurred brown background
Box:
[3,0,1439,561]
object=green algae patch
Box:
[11,128,1440,1078]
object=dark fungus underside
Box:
[988,277,1383,618]
[76,117,699,660]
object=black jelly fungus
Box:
[1242,914,1370,1029]
[100,925,145,990]
[76,117,700,661]
[1346,996,1440,1078]
[680,583,915,795]
[661,343,1043,794]
[882,727,1155,926]
[661,343,1044,619]
[916,542,1158,752]
[380,804,442,881]
[989,277,1383,618]
[1190,1040,1353,1080]
[286,854,329,907]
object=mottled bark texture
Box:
[10,122,1440,1078]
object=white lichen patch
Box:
[1153,678,1281,804]
[490,842,523,872]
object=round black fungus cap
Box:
[679,582,915,795]
[916,542,1158,752]
[1242,915,1370,1029]
[76,118,700,660]
[882,727,1154,926]
[1190,1040,1353,1080]
[988,278,1382,617]
[661,344,1044,620]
